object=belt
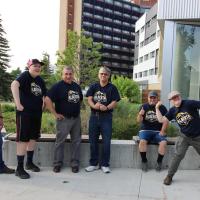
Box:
[91,110,110,116]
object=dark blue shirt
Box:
[16,71,46,114]
[86,82,120,113]
[47,80,83,117]
[165,100,200,137]
[140,103,168,131]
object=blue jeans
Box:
[139,130,167,143]
[89,113,112,167]
[0,133,5,171]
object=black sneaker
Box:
[141,162,148,172]
[53,166,61,173]
[155,162,162,171]
[15,168,30,179]
[72,166,79,173]
[163,175,173,185]
[26,162,40,172]
[0,165,15,174]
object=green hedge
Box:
[1,100,179,139]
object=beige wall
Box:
[59,0,82,51]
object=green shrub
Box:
[112,76,141,103]
[1,103,15,112]
[2,111,16,133]
[112,99,140,139]
[166,123,179,137]
[41,112,56,134]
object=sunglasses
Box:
[99,73,108,76]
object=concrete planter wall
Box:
[3,137,200,170]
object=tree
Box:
[112,76,141,103]
[40,52,56,89]
[10,67,21,79]
[0,16,12,100]
[56,30,102,88]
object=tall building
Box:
[133,3,160,90]
[59,0,157,77]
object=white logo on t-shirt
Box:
[68,90,80,103]
[145,110,158,123]
[176,112,192,126]
[31,82,42,96]
[93,91,107,103]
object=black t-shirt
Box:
[47,80,83,117]
[86,82,120,113]
[16,71,46,114]
[140,103,168,131]
[165,100,200,137]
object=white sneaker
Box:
[85,165,99,172]
[101,166,111,173]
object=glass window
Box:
[173,23,200,99]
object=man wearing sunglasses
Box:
[137,91,168,172]
[85,66,120,173]
[156,91,200,185]
[11,59,46,179]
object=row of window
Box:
[134,68,158,79]
[83,12,136,27]
[103,53,134,61]
[135,50,156,65]
[139,14,157,34]
[102,61,130,68]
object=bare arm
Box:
[136,107,145,123]
[45,96,64,120]
[87,96,101,110]
[159,118,169,136]
[155,101,165,123]
[10,80,24,111]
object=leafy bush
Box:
[112,76,141,103]
[166,123,179,137]
[112,99,140,139]
[1,103,15,112]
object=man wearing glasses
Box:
[156,91,200,185]
[85,66,120,173]
[11,59,46,179]
[137,91,168,172]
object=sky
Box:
[0,0,60,71]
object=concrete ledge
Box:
[3,134,200,169]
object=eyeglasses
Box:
[99,73,108,76]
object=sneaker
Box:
[53,166,61,173]
[0,165,15,174]
[141,162,148,172]
[163,175,173,185]
[85,165,99,172]
[72,166,79,173]
[101,166,111,173]
[15,168,30,179]
[26,162,40,172]
[155,162,162,171]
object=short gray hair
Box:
[99,66,111,75]
[63,66,74,73]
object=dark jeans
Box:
[0,133,5,171]
[89,112,112,167]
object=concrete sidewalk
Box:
[0,168,200,200]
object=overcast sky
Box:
[0,0,60,71]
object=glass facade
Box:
[173,23,200,100]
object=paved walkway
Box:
[1,168,200,200]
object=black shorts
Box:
[16,111,42,142]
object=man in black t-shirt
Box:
[156,91,200,185]
[45,67,83,173]
[11,59,46,179]
[137,91,168,172]
[85,66,120,174]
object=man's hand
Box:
[16,103,24,111]
[0,118,3,131]
[93,102,101,110]
[156,101,162,109]
[54,113,65,120]
[99,104,108,111]
[138,107,145,116]
[159,131,166,137]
